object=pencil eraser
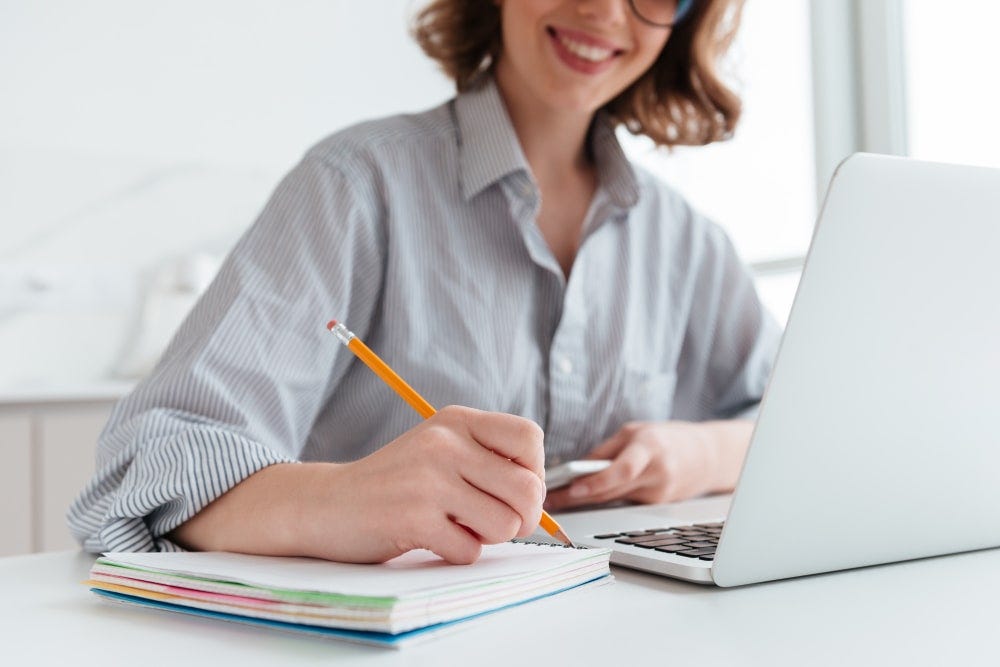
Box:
[327,320,338,330]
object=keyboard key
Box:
[674,548,716,558]
[632,538,688,549]
[683,541,717,549]
[654,544,695,553]
[698,554,716,561]
[616,533,680,545]
[693,522,724,529]
[630,528,670,536]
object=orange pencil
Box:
[327,319,574,547]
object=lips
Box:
[553,32,614,61]
[547,26,624,74]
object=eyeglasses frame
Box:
[628,0,695,28]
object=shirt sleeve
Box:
[671,219,783,422]
[67,153,386,552]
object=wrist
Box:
[168,461,300,553]
[223,461,315,555]
[703,420,753,494]
[280,461,352,558]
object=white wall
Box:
[0,0,453,391]
[0,0,453,170]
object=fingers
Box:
[546,440,653,510]
[585,427,631,460]
[422,518,483,565]
[409,477,535,562]
[440,405,545,478]
[431,406,546,537]
[446,478,531,544]
[583,442,653,497]
[386,407,546,559]
[409,476,530,563]
[458,442,545,537]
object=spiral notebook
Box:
[86,541,612,648]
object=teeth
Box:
[557,33,614,62]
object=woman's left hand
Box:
[544,420,753,511]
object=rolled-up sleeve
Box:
[68,152,386,552]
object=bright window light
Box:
[904,1,1000,168]
[619,0,817,267]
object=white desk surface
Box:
[4,543,999,665]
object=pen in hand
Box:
[327,319,574,547]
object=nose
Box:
[576,0,629,26]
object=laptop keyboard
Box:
[593,522,724,561]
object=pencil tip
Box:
[327,320,338,330]
[554,529,576,548]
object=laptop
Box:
[557,153,1000,586]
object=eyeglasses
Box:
[629,0,695,28]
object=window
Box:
[620,0,816,323]
[903,1,1000,168]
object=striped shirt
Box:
[68,77,781,553]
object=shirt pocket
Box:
[613,368,678,423]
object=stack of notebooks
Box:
[86,541,612,647]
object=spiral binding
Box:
[510,537,591,550]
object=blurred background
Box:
[1,0,998,554]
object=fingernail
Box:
[569,484,588,498]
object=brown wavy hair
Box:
[412,0,745,147]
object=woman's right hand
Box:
[170,406,546,565]
[302,405,546,564]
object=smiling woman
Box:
[68,0,781,566]
[413,0,744,146]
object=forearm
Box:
[703,419,754,494]
[169,407,547,565]
[69,409,296,554]
[169,462,341,556]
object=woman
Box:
[69,0,779,565]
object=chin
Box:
[541,85,612,116]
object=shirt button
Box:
[556,356,574,375]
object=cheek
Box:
[633,34,670,75]
[614,52,660,94]
[639,43,663,72]
[502,19,545,71]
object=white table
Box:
[4,539,1000,666]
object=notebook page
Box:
[102,542,608,598]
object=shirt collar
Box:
[453,77,640,209]
[454,78,530,201]
[589,113,640,210]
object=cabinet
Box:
[0,413,32,555]
[0,397,116,556]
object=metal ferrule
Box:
[330,322,355,345]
